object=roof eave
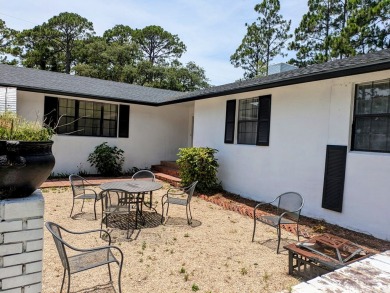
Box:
[0,84,161,106]
[159,60,390,106]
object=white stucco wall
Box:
[17,91,192,174]
[193,70,390,240]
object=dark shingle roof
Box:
[1,49,390,106]
[0,64,182,105]
[163,48,390,105]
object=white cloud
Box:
[1,0,307,85]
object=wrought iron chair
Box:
[132,170,155,208]
[161,181,198,225]
[45,221,123,293]
[69,174,100,220]
[252,192,304,254]
[100,189,145,237]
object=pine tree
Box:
[231,0,291,78]
[331,0,390,57]
[289,0,344,67]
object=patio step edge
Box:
[151,165,180,177]
[154,172,181,187]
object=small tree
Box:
[176,147,221,193]
[87,142,124,176]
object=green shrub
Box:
[0,111,54,141]
[177,147,221,193]
[87,142,124,176]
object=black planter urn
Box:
[0,140,55,199]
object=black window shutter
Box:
[224,100,236,143]
[44,96,58,130]
[256,95,271,146]
[322,145,347,212]
[118,105,130,138]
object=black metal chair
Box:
[45,221,123,293]
[161,181,198,225]
[100,189,145,237]
[132,170,155,208]
[69,174,100,220]
[252,192,304,253]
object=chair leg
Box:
[296,223,300,241]
[108,263,112,282]
[81,199,85,212]
[139,204,145,225]
[93,200,97,220]
[149,191,153,208]
[252,218,257,242]
[186,203,192,225]
[161,202,165,223]
[164,203,170,223]
[138,193,143,214]
[67,270,71,293]
[135,199,138,230]
[100,215,104,237]
[106,213,109,230]
[60,269,66,292]
[69,199,75,218]
[118,261,123,293]
[277,225,281,254]
[127,206,131,238]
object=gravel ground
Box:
[42,184,300,293]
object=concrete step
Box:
[153,172,181,187]
[151,165,180,178]
[160,161,179,169]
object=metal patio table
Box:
[100,180,162,194]
[100,180,163,214]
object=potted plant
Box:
[0,112,55,199]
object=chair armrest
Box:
[254,197,277,210]
[59,226,112,245]
[278,209,302,224]
[65,243,124,263]
[253,198,279,218]
[166,187,185,195]
[84,179,97,186]
[254,201,266,210]
[83,188,97,195]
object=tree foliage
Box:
[289,0,390,67]
[331,0,390,58]
[0,19,18,64]
[45,12,95,74]
[231,0,291,79]
[289,0,344,67]
[132,25,186,65]
[8,13,208,91]
[17,12,94,73]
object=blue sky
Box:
[1,0,308,85]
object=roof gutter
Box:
[1,60,390,107]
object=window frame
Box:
[45,96,125,138]
[351,79,390,153]
[236,95,271,146]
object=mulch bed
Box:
[198,191,390,253]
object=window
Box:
[44,97,129,138]
[236,95,271,145]
[352,80,390,152]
